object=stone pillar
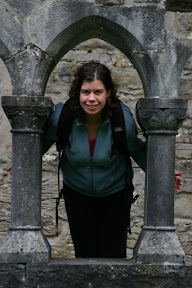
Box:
[134,97,188,264]
[0,96,53,263]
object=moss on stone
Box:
[165,0,192,12]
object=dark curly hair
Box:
[68,61,119,119]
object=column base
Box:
[133,226,185,264]
[0,229,51,263]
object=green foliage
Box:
[165,0,192,12]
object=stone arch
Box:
[43,15,158,98]
[0,1,190,98]
[26,1,166,98]
[41,15,159,99]
[25,2,191,99]
[0,39,14,92]
[163,33,192,98]
[0,40,11,62]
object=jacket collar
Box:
[76,117,109,127]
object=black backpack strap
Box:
[110,100,127,155]
[125,156,139,235]
[110,100,139,234]
[55,99,75,236]
[56,99,75,152]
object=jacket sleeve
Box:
[41,103,63,155]
[122,103,147,172]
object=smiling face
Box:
[68,61,118,122]
[80,80,111,120]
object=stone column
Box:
[134,97,188,264]
[0,96,53,263]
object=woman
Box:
[42,61,148,258]
[6,61,183,258]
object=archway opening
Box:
[43,38,145,259]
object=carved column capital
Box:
[1,96,53,133]
[136,98,188,134]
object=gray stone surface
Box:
[0,0,191,270]
[0,2,23,59]
[5,45,55,96]
[27,260,192,288]
[3,0,47,15]
[0,260,192,288]
[134,229,185,264]
[0,230,51,264]
[0,264,26,288]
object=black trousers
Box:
[63,185,130,258]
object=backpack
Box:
[55,99,138,235]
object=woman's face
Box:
[79,80,111,118]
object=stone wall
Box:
[0,11,192,259]
[165,12,192,259]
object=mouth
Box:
[86,105,98,109]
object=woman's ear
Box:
[107,89,112,98]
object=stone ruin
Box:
[0,0,192,287]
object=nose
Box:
[88,92,96,101]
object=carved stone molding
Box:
[1,96,53,132]
[136,98,188,134]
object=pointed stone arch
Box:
[0,39,11,61]
[44,15,158,99]
[25,2,191,98]
[27,3,162,98]
[0,1,190,98]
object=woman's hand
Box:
[175,171,183,193]
[6,165,12,175]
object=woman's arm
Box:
[41,103,63,155]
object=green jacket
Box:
[42,102,146,197]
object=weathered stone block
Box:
[0,2,24,59]
[25,260,192,288]
[0,264,26,288]
[3,0,45,15]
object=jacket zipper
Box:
[84,127,95,195]
[90,155,94,195]
[85,124,104,195]
[89,133,99,196]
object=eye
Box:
[81,90,89,95]
[95,90,103,95]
